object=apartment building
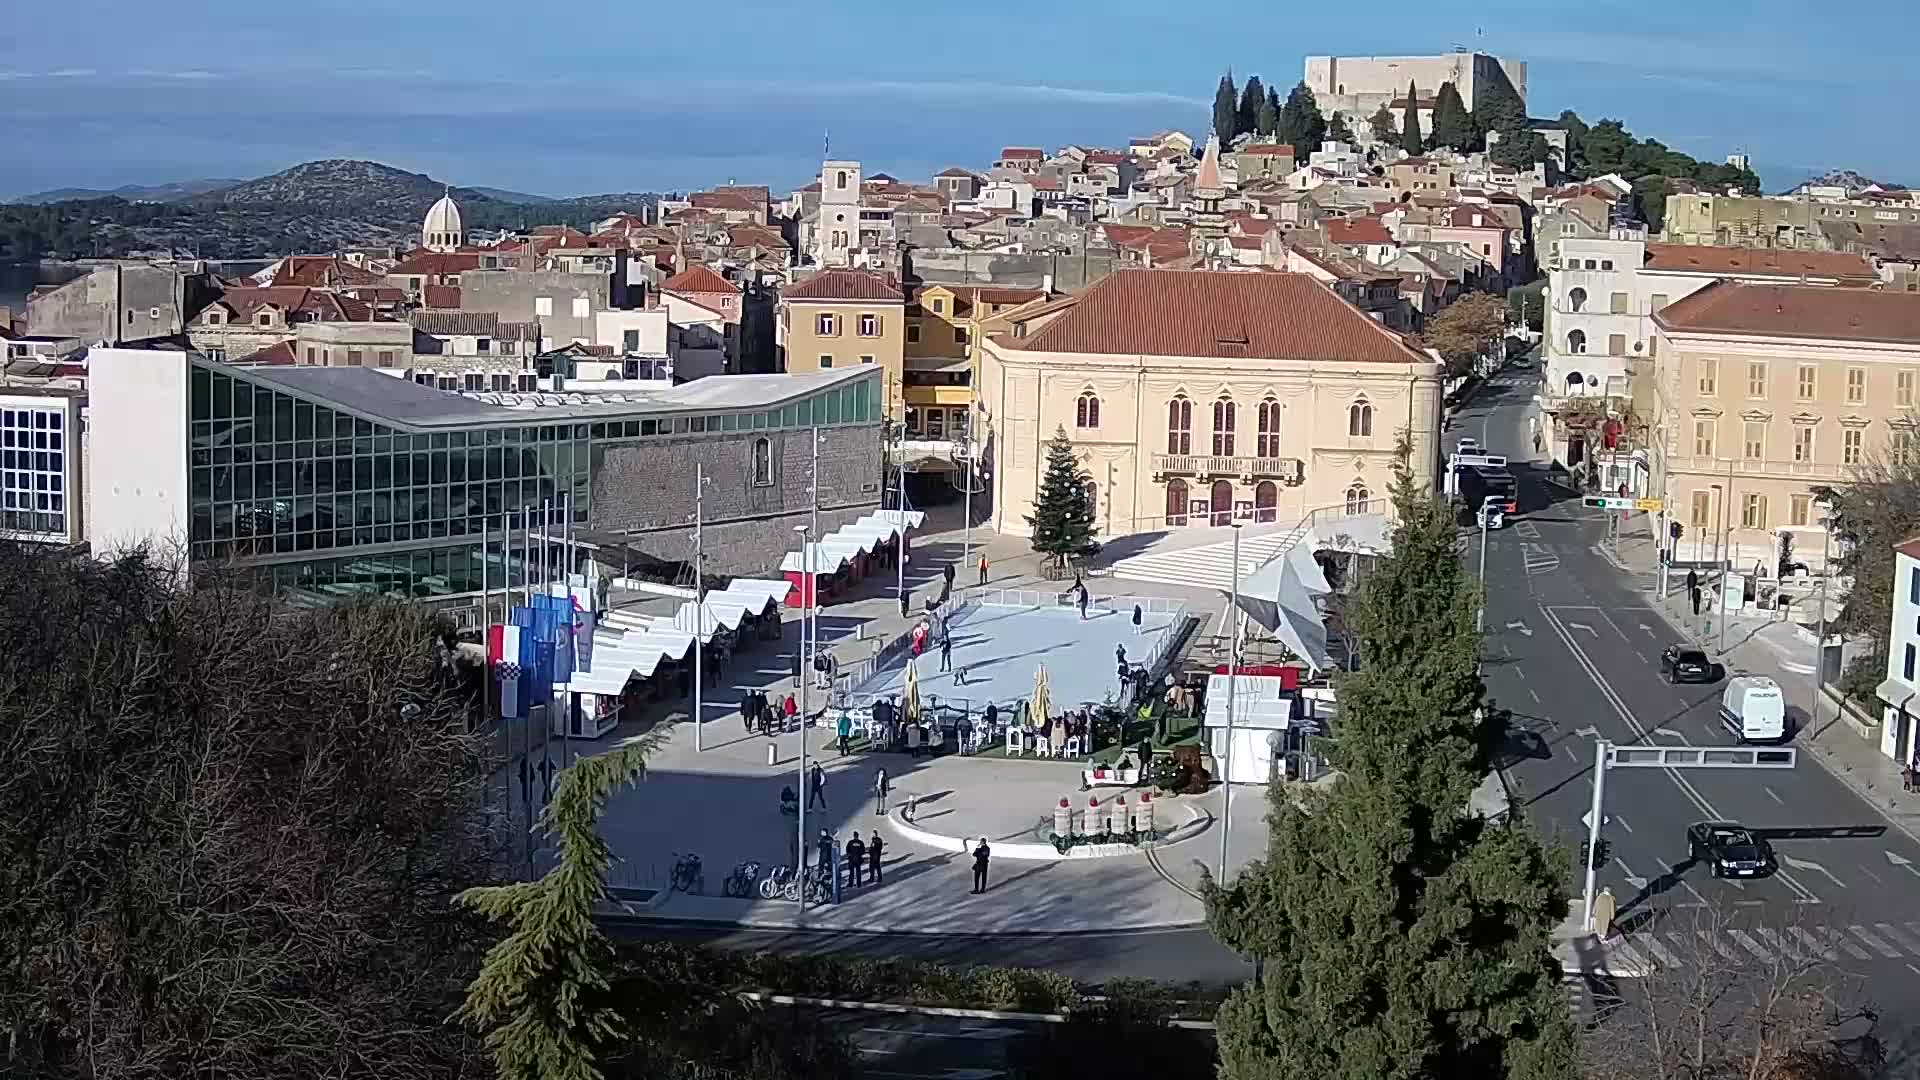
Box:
[1650,283,1920,576]
[778,268,907,415]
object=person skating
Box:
[939,632,953,673]
[978,554,989,586]
[808,762,826,809]
[1077,584,1089,621]
[874,766,890,815]
[971,838,992,893]
[1132,603,1143,632]
[867,830,885,884]
[899,591,910,619]
[846,833,866,887]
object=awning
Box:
[1874,677,1916,711]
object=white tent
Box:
[1234,534,1334,673]
[777,511,926,574]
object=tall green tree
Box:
[1470,72,1528,149]
[1367,104,1397,145]
[1275,81,1328,160]
[1205,450,1578,1080]
[1555,110,1590,177]
[1429,81,1473,151]
[1213,73,1240,147]
[1026,428,1099,566]
[1399,81,1425,156]
[1255,91,1280,137]
[1491,128,1553,171]
[1266,86,1283,133]
[1579,119,1632,176]
[1325,110,1355,146]
[1236,76,1266,143]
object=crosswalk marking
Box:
[1728,929,1773,960]
[1786,926,1837,961]
[1819,928,1872,961]
[1848,926,1902,959]
[1876,922,1920,954]
[1637,935,1681,967]
[1696,929,1742,962]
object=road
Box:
[1455,363,1920,1075]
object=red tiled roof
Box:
[389,251,483,275]
[423,284,462,309]
[710,184,771,203]
[998,147,1044,160]
[212,286,371,322]
[661,264,737,295]
[936,167,979,179]
[1896,534,1920,561]
[782,268,904,303]
[1238,144,1296,158]
[690,191,761,213]
[233,340,299,366]
[1004,269,1428,364]
[1327,217,1394,246]
[1085,151,1127,166]
[1100,224,1160,249]
[1442,207,1508,229]
[1655,281,1920,344]
[270,255,385,288]
[1641,243,1877,281]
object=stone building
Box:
[1303,51,1527,117]
[26,262,213,345]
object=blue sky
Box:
[2,0,1913,199]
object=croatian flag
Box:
[488,621,524,719]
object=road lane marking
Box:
[1786,926,1838,960]
[1696,930,1742,962]
[1614,814,1633,834]
[1752,927,1799,959]
[1659,858,1710,905]
[1614,858,1646,890]
[1848,926,1903,958]
[1875,922,1920,955]
[1530,688,1542,704]
[1859,866,1883,884]
[1778,856,1840,898]
[1821,928,1873,961]
[1764,786,1785,805]
[1729,929,1772,959]
[1637,934,1680,967]
[1566,620,1598,636]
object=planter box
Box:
[1819,685,1880,741]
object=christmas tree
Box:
[1026,428,1099,567]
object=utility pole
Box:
[1581,738,1609,932]
[693,464,705,753]
[896,426,908,606]
[811,429,822,709]
[1476,500,1490,633]
[1219,523,1242,881]
[1717,459,1734,653]
[960,425,974,588]
[794,523,812,912]
[1812,503,1834,734]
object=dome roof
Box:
[422,192,463,247]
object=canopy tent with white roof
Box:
[778,510,926,604]
[565,578,792,699]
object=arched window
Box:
[1348,398,1373,437]
[1568,329,1587,354]
[1212,397,1236,456]
[1076,391,1101,429]
[1254,480,1278,523]
[1166,396,1192,455]
[1083,479,1099,520]
[1256,398,1281,457]
[1565,370,1584,390]
[1165,479,1189,526]
[1346,483,1371,515]
[836,170,849,190]
[1210,480,1234,526]
[1567,286,1587,312]
[750,437,772,486]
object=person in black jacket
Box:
[971,838,991,893]
[867,830,886,884]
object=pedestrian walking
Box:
[808,762,826,809]
[742,690,757,733]
[1077,587,1089,621]
[1591,886,1618,941]
[899,591,910,619]
[846,834,866,887]
[1115,643,1127,669]
[836,710,852,757]
[943,562,955,590]
[874,766,890,814]
[978,554,989,586]
[783,693,798,728]
[867,830,885,884]
[971,838,991,893]
[1132,603,1143,632]
[939,633,953,672]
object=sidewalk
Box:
[1602,524,1920,847]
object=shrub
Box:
[1837,653,1884,708]
[1150,754,1188,794]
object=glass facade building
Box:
[185,359,880,604]
[0,400,72,542]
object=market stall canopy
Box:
[1233,530,1334,674]
[778,510,927,574]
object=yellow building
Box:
[979,268,1443,538]
[778,268,907,414]
[1651,281,1920,569]
[903,283,1051,441]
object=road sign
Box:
[1634,498,1664,511]
[1581,496,1636,510]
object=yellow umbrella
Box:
[1031,662,1051,729]
[904,654,922,726]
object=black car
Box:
[1686,821,1775,878]
[1660,645,1715,684]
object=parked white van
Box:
[1720,676,1786,743]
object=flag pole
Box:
[520,505,533,880]
[694,463,705,753]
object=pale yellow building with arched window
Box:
[978,268,1444,538]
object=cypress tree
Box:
[1236,75,1266,143]
[1367,104,1397,144]
[1213,73,1240,147]
[1430,81,1473,151]
[1026,428,1099,567]
[1205,446,1578,1080]
[1400,80,1425,155]
[1325,110,1355,146]
[1262,86,1282,135]
[1275,81,1328,160]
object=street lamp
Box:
[793,522,813,911]
[1708,482,1724,641]
[1219,523,1242,882]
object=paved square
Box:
[853,598,1183,710]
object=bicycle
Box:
[800,863,833,905]
[759,865,793,899]
[669,851,704,894]
[721,860,760,898]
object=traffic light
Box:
[1579,839,1590,867]
[1578,839,1611,870]
[1581,496,1609,509]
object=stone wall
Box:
[587,422,884,575]
[907,248,1123,291]
[27,264,205,344]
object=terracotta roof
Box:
[1641,243,1877,281]
[782,268,904,303]
[1100,224,1160,249]
[1030,177,1062,191]
[998,147,1044,160]
[389,251,483,275]
[690,191,762,213]
[1194,135,1224,192]
[531,225,586,237]
[233,340,299,366]
[212,286,371,322]
[1228,236,1264,250]
[411,311,502,337]
[1237,144,1296,158]
[1441,207,1507,229]
[936,167,979,179]
[662,264,737,295]
[710,184,771,203]
[1327,217,1394,246]
[270,255,385,288]
[423,284,462,309]
[1085,151,1127,166]
[1896,534,1920,561]
[1654,281,1920,344]
[1002,269,1428,364]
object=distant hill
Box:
[10,178,242,205]
[1779,169,1908,196]
[0,159,663,262]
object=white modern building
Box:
[1876,538,1920,771]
